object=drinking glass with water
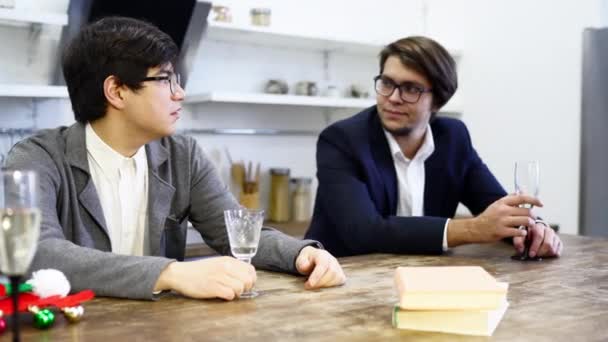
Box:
[224,208,264,298]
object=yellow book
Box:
[395,266,508,310]
[392,301,509,336]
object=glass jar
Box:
[291,178,312,222]
[250,8,271,27]
[0,0,15,9]
[211,5,232,23]
[269,168,290,222]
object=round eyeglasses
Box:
[373,75,432,103]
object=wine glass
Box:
[511,161,540,261]
[0,170,41,341]
[224,208,264,298]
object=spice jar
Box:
[291,178,312,222]
[211,5,232,23]
[250,8,271,26]
[269,168,290,222]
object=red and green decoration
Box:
[0,269,95,333]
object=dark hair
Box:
[62,16,179,123]
[379,36,457,116]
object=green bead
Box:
[33,309,55,329]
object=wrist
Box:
[297,246,315,262]
[447,218,476,247]
[295,245,317,274]
[154,261,178,292]
[300,245,316,255]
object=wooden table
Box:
[14,234,608,342]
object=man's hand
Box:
[154,256,256,300]
[513,222,563,258]
[295,246,346,290]
[448,194,543,247]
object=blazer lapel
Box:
[145,140,175,256]
[368,109,398,214]
[65,124,110,241]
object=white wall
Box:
[422,0,603,233]
[1,0,604,235]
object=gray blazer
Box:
[5,123,319,299]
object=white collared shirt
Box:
[85,124,149,256]
[384,125,450,250]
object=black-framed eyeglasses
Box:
[141,72,182,95]
[373,75,432,103]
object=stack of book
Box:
[393,266,509,336]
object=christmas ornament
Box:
[62,305,84,323]
[0,310,6,334]
[0,269,95,334]
[29,306,55,329]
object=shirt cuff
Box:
[442,218,450,251]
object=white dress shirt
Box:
[384,125,450,250]
[85,124,149,256]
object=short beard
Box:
[382,123,412,137]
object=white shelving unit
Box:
[186,21,465,136]
[0,8,68,26]
[186,91,463,114]
[206,21,462,57]
[0,85,68,98]
[206,21,382,55]
[0,8,69,100]
[186,92,375,108]
[196,22,463,113]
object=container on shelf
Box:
[269,168,290,222]
[0,0,15,9]
[291,177,312,222]
[211,5,232,23]
[250,8,271,27]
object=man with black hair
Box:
[306,36,563,259]
[6,16,345,300]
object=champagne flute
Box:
[0,170,41,341]
[511,161,540,261]
[224,208,264,298]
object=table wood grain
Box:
[12,234,608,342]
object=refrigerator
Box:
[580,27,608,237]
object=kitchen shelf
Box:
[206,21,381,55]
[0,8,68,26]
[206,21,462,57]
[185,91,463,114]
[0,85,69,98]
[182,128,319,136]
[186,91,374,108]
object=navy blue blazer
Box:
[305,106,507,257]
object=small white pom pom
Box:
[27,269,71,298]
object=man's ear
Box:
[103,75,127,110]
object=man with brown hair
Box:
[305,36,563,258]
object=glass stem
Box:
[10,275,20,342]
[523,204,535,256]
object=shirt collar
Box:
[85,123,147,177]
[383,124,435,162]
